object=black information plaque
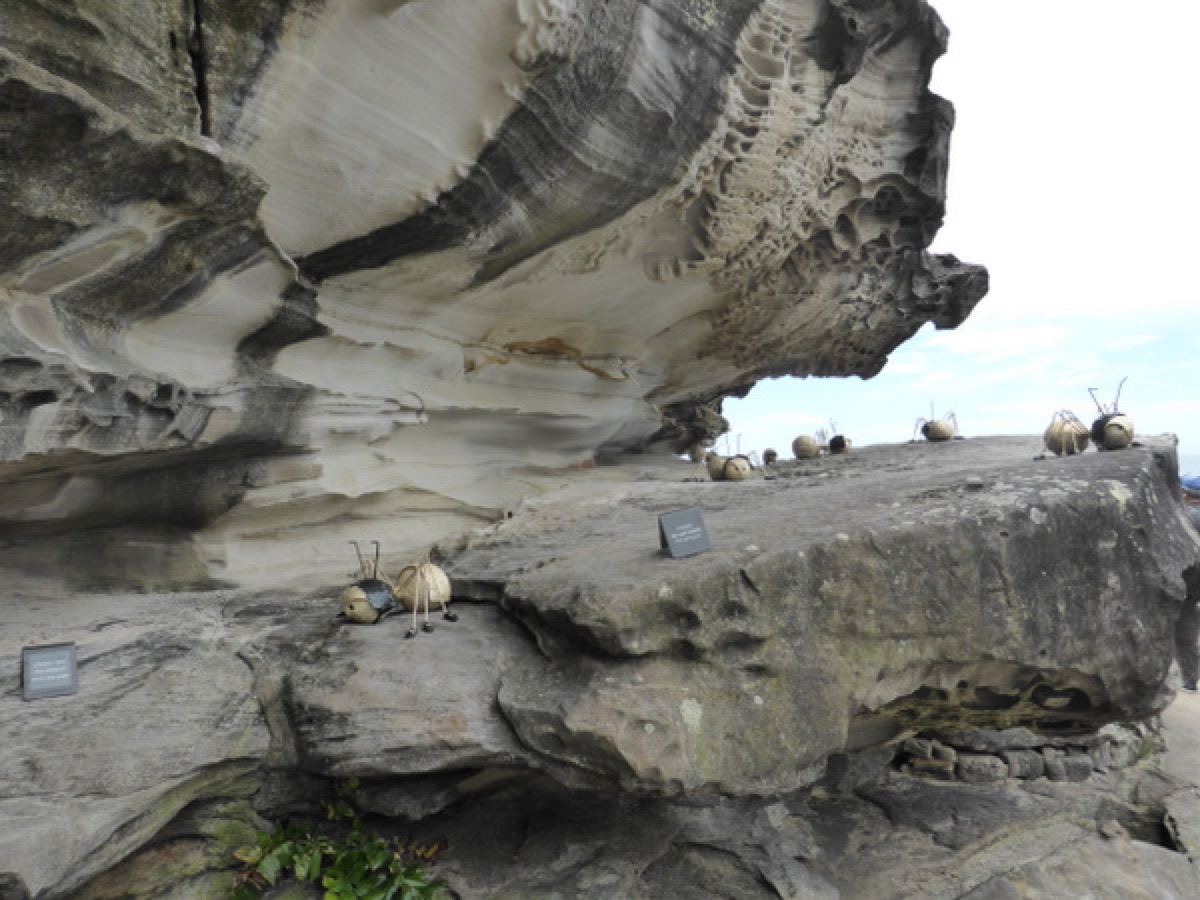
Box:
[22,643,78,701]
[659,507,712,559]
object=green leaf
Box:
[401,867,431,886]
[257,853,282,885]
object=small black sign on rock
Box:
[22,643,78,701]
[659,507,712,558]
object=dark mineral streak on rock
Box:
[236,281,330,368]
[204,0,335,142]
[0,53,269,320]
[297,0,761,283]
[187,0,213,136]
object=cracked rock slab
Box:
[0,585,272,897]
[442,436,1200,797]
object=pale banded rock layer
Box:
[0,0,985,588]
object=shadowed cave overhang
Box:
[288,0,990,452]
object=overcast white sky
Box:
[725,1,1200,472]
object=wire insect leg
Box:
[422,571,435,632]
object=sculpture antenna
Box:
[349,540,366,579]
[1113,376,1127,412]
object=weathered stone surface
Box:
[4,5,1200,895]
[443,437,1199,796]
[1041,749,1095,784]
[274,604,541,779]
[0,0,987,590]
[389,779,836,900]
[1003,749,1046,780]
[1,437,1199,896]
[960,830,1200,900]
[0,586,272,897]
[957,753,1009,784]
[72,797,265,900]
[948,728,1044,753]
[1165,788,1200,875]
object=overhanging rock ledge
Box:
[0,0,986,589]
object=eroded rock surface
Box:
[0,586,272,897]
[0,0,986,589]
[7,2,1197,897]
[442,436,1198,796]
[3,437,1199,897]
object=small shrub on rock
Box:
[230,781,447,900]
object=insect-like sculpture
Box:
[336,543,458,637]
[791,434,820,459]
[705,451,753,481]
[815,420,851,455]
[393,558,458,638]
[338,540,400,624]
[1043,410,1090,456]
[1088,378,1134,451]
[914,407,958,442]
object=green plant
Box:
[231,781,448,900]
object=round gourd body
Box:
[722,456,752,481]
[1044,416,1089,456]
[394,562,453,612]
[922,419,955,442]
[828,435,851,455]
[339,585,380,624]
[1101,414,1134,450]
[705,453,728,480]
[762,448,778,465]
[792,435,820,459]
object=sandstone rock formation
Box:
[0,0,986,589]
[442,436,1198,797]
[10,2,1198,898]
[3,437,1199,897]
